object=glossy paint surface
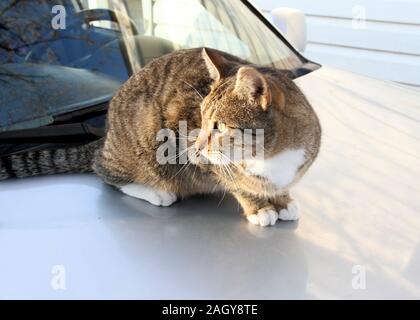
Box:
[1,66,419,299]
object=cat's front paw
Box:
[278,200,300,221]
[247,208,278,227]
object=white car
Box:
[0,0,419,299]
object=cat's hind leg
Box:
[120,183,177,207]
[93,153,177,207]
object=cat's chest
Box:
[244,148,306,189]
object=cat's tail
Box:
[0,139,104,181]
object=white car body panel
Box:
[0,66,419,299]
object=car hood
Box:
[293,66,420,297]
[0,66,419,299]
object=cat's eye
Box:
[215,122,227,133]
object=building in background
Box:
[254,0,420,87]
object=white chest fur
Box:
[245,148,306,190]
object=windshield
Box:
[0,0,303,131]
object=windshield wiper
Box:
[52,101,108,124]
[0,122,105,144]
[0,99,108,144]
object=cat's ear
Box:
[202,48,229,81]
[234,67,272,110]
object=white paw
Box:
[152,190,177,206]
[120,183,177,207]
[247,208,278,227]
[278,200,300,221]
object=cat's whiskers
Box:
[166,144,192,163]
[170,160,192,180]
[217,186,228,207]
[224,165,237,190]
[217,162,229,207]
[219,153,239,191]
[174,133,192,143]
[190,148,200,182]
[209,150,236,189]
[182,81,204,100]
[169,144,197,179]
[175,131,190,139]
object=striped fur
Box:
[0,139,103,181]
[92,48,321,226]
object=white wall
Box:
[253,0,420,87]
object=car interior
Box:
[0,0,312,156]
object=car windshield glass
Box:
[0,0,303,132]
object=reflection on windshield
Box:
[0,0,301,131]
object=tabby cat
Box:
[0,48,321,226]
